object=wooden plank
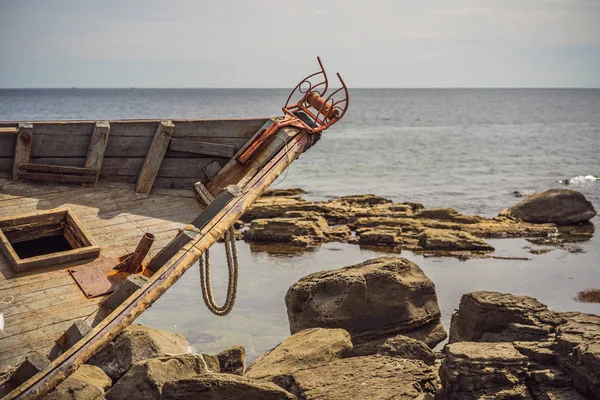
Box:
[169,138,234,158]
[0,118,268,137]
[135,121,174,194]
[18,163,98,176]
[0,127,18,135]
[4,224,63,244]
[13,123,33,180]
[85,121,110,185]
[207,118,278,196]
[0,135,248,158]
[65,211,96,247]
[19,172,96,184]
[0,209,67,229]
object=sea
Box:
[1,88,599,358]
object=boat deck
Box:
[0,179,199,372]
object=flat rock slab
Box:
[162,373,296,400]
[289,355,437,400]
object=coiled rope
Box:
[194,182,239,316]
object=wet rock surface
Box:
[87,324,192,381]
[285,256,447,348]
[288,355,438,400]
[245,328,352,387]
[505,189,597,225]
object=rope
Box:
[194,182,239,316]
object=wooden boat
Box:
[0,58,348,399]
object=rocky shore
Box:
[236,187,596,259]
[46,188,598,399]
[51,258,599,399]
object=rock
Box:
[448,292,600,399]
[555,313,600,399]
[47,365,111,400]
[262,188,307,197]
[325,225,351,242]
[285,256,446,348]
[357,227,403,246]
[414,208,482,224]
[352,334,436,365]
[439,342,530,400]
[242,212,329,247]
[217,345,246,375]
[245,328,352,387]
[418,228,494,251]
[242,196,324,221]
[505,189,597,225]
[449,291,565,343]
[325,194,393,207]
[88,324,192,381]
[105,353,217,400]
[288,355,437,400]
[514,341,557,365]
[162,373,296,400]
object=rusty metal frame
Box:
[237,57,349,165]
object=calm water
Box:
[1,89,599,358]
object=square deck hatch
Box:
[0,208,100,272]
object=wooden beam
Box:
[135,121,174,194]
[19,173,96,184]
[0,127,18,135]
[169,138,235,158]
[147,185,241,272]
[18,163,98,176]
[13,123,33,180]
[84,121,110,185]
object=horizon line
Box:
[1,86,599,90]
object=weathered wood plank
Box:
[0,118,268,138]
[13,123,33,180]
[18,163,98,176]
[85,121,110,185]
[136,121,175,194]
[0,136,248,158]
[19,172,96,184]
[0,127,18,135]
[0,209,67,229]
[169,138,234,158]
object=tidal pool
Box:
[137,230,600,362]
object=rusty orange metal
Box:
[237,57,349,165]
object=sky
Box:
[0,0,599,88]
